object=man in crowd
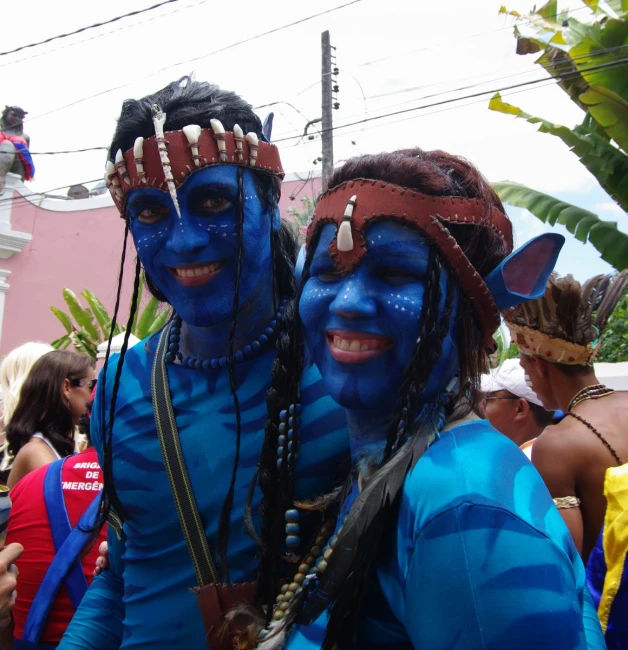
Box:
[59,78,347,650]
[479,358,553,458]
[504,271,628,648]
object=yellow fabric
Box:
[597,463,628,633]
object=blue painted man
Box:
[58,78,347,650]
[244,150,606,649]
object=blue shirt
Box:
[288,420,605,649]
[59,338,348,650]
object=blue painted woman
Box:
[242,149,605,649]
[58,79,348,650]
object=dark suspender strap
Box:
[42,459,89,610]
[151,322,218,587]
[22,492,100,644]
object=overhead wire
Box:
[0,0,182,57]
[0,0,209,69]
[28,0,363,123]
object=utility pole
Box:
[321,30,333,191]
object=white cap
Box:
[480,358,543,407]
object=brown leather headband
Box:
[106,127,284,214]
[306,179,513,347]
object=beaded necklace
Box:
[164,299,287,368]
[567,383,615,412]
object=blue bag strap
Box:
[43,458,88,610]
[22,493,100,645]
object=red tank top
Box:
[6,448,106,644]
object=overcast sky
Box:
[3,0,625,280]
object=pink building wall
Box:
[0,173,322,355]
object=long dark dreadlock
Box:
[94,77,298,582]
[249,148,512,649]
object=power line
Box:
[0,0,182,57]
[0,178,103,206]
[0,0,209,69]
[30,147,107,155]
[28,0,363,123]
[272,56,628,144]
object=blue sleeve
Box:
[58,528,125,650]
[402,503,604,650]
[58,364,125,650]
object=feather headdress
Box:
[503,270,628,365]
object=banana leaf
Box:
[579,85,628,154]
[50,307,73,334]
[63,288,100,343]
[130,275,145,336]
[70,331,97,359]
[494,181,628,271]
[145,306,171,336]
[489,93,628,212]
[51,334,71,350]
[135,295,161,340]
[82,288,119,340]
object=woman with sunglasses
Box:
[6,350,95,489]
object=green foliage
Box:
[51,277,171,358]
[490,0,628,269]
[493,181,628,269]
[598,293,628,361]
[286,196,315,244]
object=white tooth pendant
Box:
[245,132,259,167]
[210,119,227,162]
[233,124,244,162]
[133,137,147,183]
[151,104,181,219]
[105,160,123,200]
[337,194,357,252]
[115,149,131,185]
[182,124,202,167]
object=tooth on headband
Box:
[233,124,244,162]
[337,194,357,252]
[133,137,147,183]
[210,119,227,162]
[245,132,259,167]
[151,104,182,219]
[105,160,123,200]
[115,149,131,185]
[182,124,202,167]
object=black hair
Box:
[528,400,555,428]
[98,77,298,583]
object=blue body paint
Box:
[287,220,604,649]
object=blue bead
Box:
[285,523,300,534]
[287,453,293,462]
[277,446,284,457]
[181,356,189,366]
[202,360,212,371]
[188,358,196,368]
[288,441,293,451]
[234,350,244,362]
[288,417,294,427]
[270,320,277,328]
[285,509,299,522]
[211,358,220,369]
[398,421,405,431]
[164,352,175,363]
[276,458,283,469]
[259,334,269,344]
[219,357,229,368]
[258,630,268,641]
[170,333,180,342]
[278,435,286,445]
[195,360,204,370]
[278,423,287,434]
[243,345,252,356]
[168,343,178,352]
[252,340,262,352]
[286,535,300,548]
[287,429,294,439]
[265,327,275,337]
[279,410,288,422]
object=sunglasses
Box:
[70,378,97,390]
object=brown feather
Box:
[595,270,628,332]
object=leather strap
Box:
[151,321,219,587]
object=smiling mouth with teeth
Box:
[326,330,394,364]
[169,260,226,286]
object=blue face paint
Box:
[127,166,278,328]
[299,222,460,414]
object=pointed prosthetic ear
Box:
[484,233,564,309]
[295,245,306,284]
[261,112,274,143]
